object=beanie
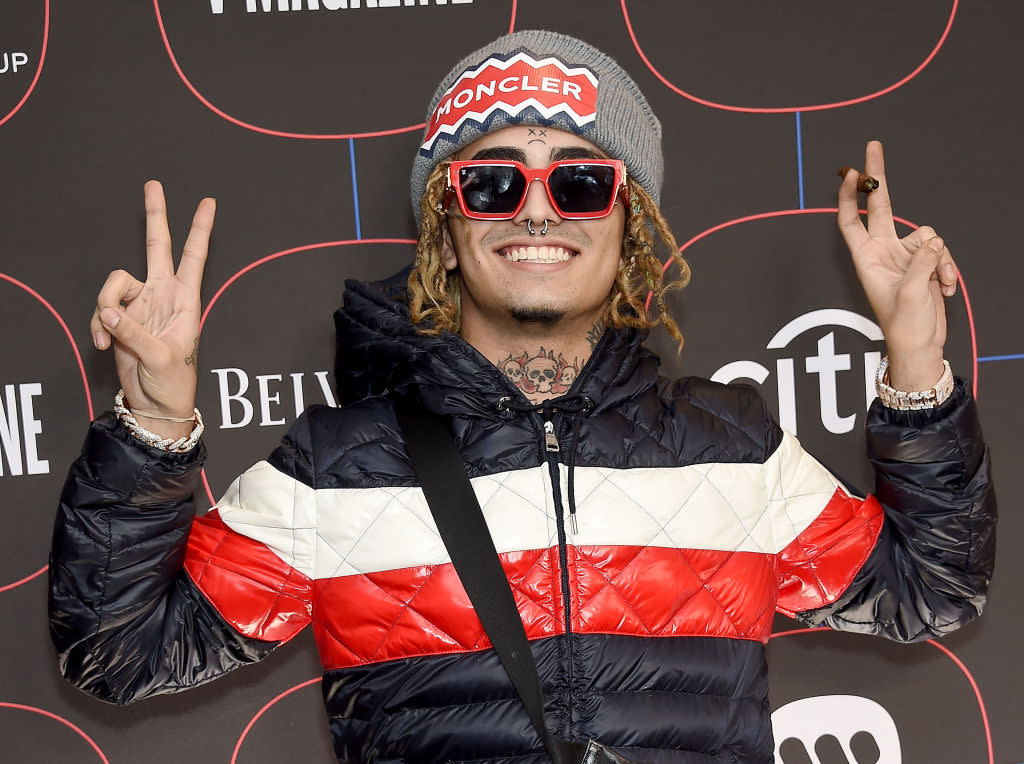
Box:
[410,29,662,226]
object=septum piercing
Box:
[527,219,550,236]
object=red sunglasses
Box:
[446,158,627,220]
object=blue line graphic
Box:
[977,354,1024,363]
[795,111,805,210]
[349,138,362,241]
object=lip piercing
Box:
[527,219,550,236]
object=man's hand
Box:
[837,140,954,392]
[91,181,214,439]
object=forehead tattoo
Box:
[527,127,548,144]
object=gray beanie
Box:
[410,29,663,226]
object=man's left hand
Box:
[837,140,954,391]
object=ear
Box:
[439,218,459,271]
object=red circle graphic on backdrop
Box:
[0,0,49,128]
[230,677,322,764]
[197,238,416,508]
[0,702,110,763]
[659,208,978,397]
[0,274,93,594]
[770,628,992,764]
[621,0,958,113]
[154,0,518,140]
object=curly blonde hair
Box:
[407,160,691,351]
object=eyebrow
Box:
[467,146,607,163]
[551,146,605,161]
[470,147,527,162]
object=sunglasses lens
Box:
[458,165,526,216]
[548,164,617,214]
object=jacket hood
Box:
[333,267,663,418]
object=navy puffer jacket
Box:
[49,269,996,763]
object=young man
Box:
[50,30,994,762]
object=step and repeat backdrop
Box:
[1,1,1020,762]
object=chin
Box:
[506,305,566,326]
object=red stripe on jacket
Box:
[183,487,884,668]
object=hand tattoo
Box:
[185,338,199,367]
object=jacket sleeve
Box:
[49,413,314,704]
[775,378,996,642]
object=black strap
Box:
[395,400,587,764]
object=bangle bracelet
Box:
[128,409,195,423]
[875,357,954,410]
[114,389,204,452]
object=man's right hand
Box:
[91,180,215,440]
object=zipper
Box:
[541,408,573,637]
[543,420,581,534]
[540,405,574,736]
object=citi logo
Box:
[711,309,883,436]
[209,0,473,13]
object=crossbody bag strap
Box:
[394,399,586,764]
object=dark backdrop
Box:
[1,1,1019,762]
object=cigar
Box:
[837,166,879,193]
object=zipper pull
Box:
[543,420,560,452]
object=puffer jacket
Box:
[49,268,996,763]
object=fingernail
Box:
[943,263,956,280]
[93,332,106,350]
[100,308,120,328]
[928,237,944,252]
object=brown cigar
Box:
[837,166,879,193]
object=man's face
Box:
[440,125,626,334]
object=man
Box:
[50,30,994,762]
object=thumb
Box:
[899,235,944,293]
[99,307,168,365]
[906,236,945,281]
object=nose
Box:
[514,177,562,231]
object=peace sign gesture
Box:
[91,181,215,439]
[838,141,955,392]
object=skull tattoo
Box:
[558,364,578,388]
[525,355,559,394]
[500,355,525,385]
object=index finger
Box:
[144,180,174,279]
[862,140,898,239]
[836,166,870,252]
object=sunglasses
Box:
[446,158,627,220]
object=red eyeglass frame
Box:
[445,158,628,221]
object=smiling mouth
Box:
[497,245,578,263]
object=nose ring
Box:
[527,219,550,236]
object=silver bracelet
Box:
[114,389,204,452]
[875,357,954,410]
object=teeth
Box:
[501,246,573,263]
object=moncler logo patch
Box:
[420,51,599,155]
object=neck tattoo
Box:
[586,318,606,350]
[493,319,606,403]
[500,347,583,402]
